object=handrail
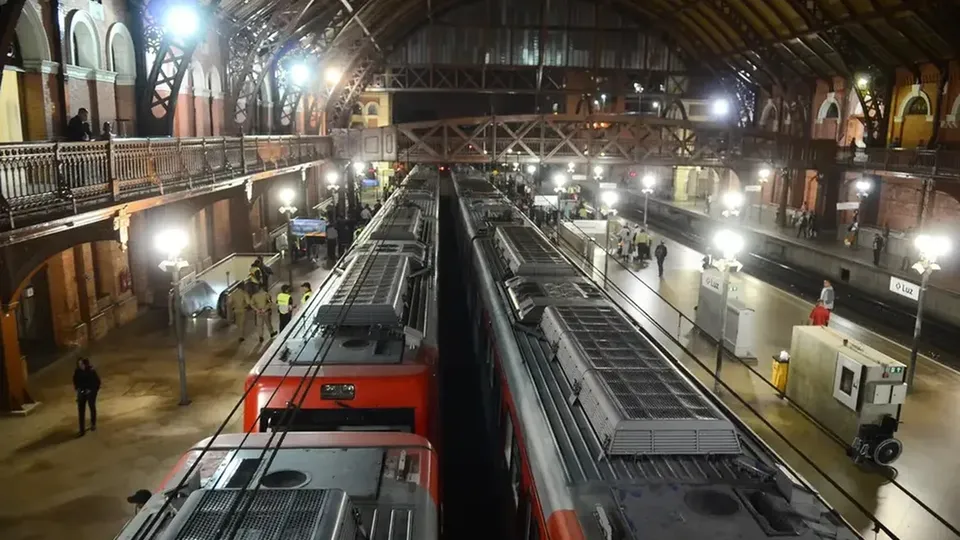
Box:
[0,134,332,230]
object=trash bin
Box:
[772,351,790,398]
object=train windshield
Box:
[259,407,415,433]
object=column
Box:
[673,166,695,202]
[231,191,255,252]
[47,249,86,348]
[19,61,62,140]
[918,178,935,228]
[1,302,31,411]
[815,167,842,233]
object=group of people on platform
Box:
[616,224,669,277]
[228,256,314,343]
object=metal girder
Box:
[325,44,379,130]
[273,65,304,132]
[137,3,216,136]
[227,0,329,133]
[332,113,810,169]
[0,0,27,87]
[365,65,697,96]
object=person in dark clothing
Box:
[254,256,272,290]
[872,233,885,266]
[66,108,93,142]
[654,241,668,277]
[73,357,101,436]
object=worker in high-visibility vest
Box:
[301,282,313,305]
[277,285,294,331]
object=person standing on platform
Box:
[73,358,101,436]
[809,300,831,326]
[231,282,254,342]
[820,280,835,311]
[654,240,668,277]
[66,108,92,141]
[325,222,339,263]
[277,285,294,331]
[872,233,885,266]
[250,286,277,342]
[796,212,809,238]
[254,256,272,290]
[705,193,713,215]
[301,282,313,305]
[617,225,633,257]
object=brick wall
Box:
[211,199,232,259]
[46,249,86,348]
[114,84,135,135]
[211,97,224,135]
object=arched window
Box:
[366,102,379,116]
[905,97,928,116]
[66,10,100,69]
[825,103,840,119]
[107,23,136,77]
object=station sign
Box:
[599,182,617,190]
[744,185,762,192]
[889,276,920,301]
[836,202,860,210]
[700,269,741,300]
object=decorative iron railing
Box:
[0,135,332,229]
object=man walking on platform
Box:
[809,300,831,326]
[73,358,101,436]
[326,222,340,263]
[654,240,668,277]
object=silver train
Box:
[451,167,860,540]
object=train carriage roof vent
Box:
[315,254,410,327]
[540,305,741,456]
[368,206,422,242]
[158,488,355,540]
[494,225,578,277]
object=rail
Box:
[837,147,960,178]
[0,135,332,229]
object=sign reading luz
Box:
[889,276,920,301]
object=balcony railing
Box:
[0,135,332,229]
[835,147,960,178]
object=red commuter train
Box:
[114,432,439,540]
[244,167,440,442]
[452,170,860,540]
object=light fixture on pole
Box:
[352,161,366,175]
[164,4,200,40]
[526,164,537,175]
[851,178,872,248]
[567,162,575,173]
[641,174,656,226]
[711,98,731,119]
[593,165,604,179]
[279,188,298,286]
[756,167,772,223]
[600,190,620,286]
[906,233,950,390]
[721,190,744,218]
[325,170,340,188]
[156,229,191,406]
[289,62,310,87]
[711,229,744,392]
[324,66,342,86]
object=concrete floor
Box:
[0,264,331,540]
[561,222,960,540]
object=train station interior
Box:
[2,0,960,539]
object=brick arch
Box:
[758,100,778,131]
[816,93,841,124]
[105,22,135,75]
[894,85,934,123]
[64,9,102,70]
[14,0,51,62]
[1,221,118,306]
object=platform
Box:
[554,220,960,540]
[630,193,960,333]
[0,264,330,540]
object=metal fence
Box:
[0,135,333,229]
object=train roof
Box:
[252,166,439,378]
[453,171,857,540]
[114,432,438,540]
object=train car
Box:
[243,166,440,441]
[451,170,859,540]
[115,432,439,540]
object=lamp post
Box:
[600,190,619,286]
[712,229,744,392]
[906,234,950,389]
[757,167,771,224]
[641,174,656,226]
[720,190,744,219]
[852,179,872,249]
[156,229,191,406]
[279,187,297,286]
